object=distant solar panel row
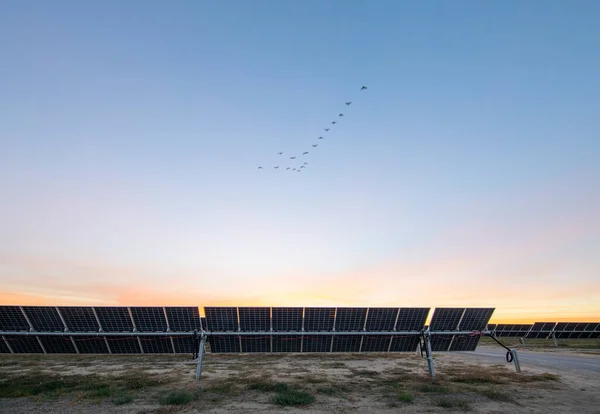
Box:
[428,308,495,331]
[0,306,201,333]
[489,322,600,339]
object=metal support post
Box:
[510,349,521,372]
[552,332,558,347]
[195,335,207,380]
[423,333,435,379]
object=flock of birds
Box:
[258,85,368,172]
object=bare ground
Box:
[0,349,599,413]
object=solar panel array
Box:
[0,306,201,355]
[427,308,495,351]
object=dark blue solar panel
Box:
[361,335,392,352]
[205,307,238,332]
[429,308,464,331]
[130,307,168,332]
[0,306,30,331]
[173,336,197,354]
[22,307,65,332]
[209,335,240,353]
[364,308,398,331]
[449,335,481,351]
[39,336,76,353]
[334,308,367,331]
[272,335,301,352]
[140,337,173,353]
[272,307,303,331]
[0,338,11,353]
[6,336,44,353]
[332,335,362,352]
[58,307,99,332]
[108,337,141,354]
[459,308,495,331]
[240,335,270,352]
[389,335,420,352]
[304,308,335,331]
[95,307,134,332]
[73,336,109,354]
[395,308,430,330]
[239,308,270,332]
[165,307,201,332]
[302,335,332,352]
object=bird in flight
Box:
[258,166,263,169]
[361,85,367,90]
[312,144,318,147]
[286,167,290,170]
[300,166,305,169]
[325,128,330,132]
[290,156,296,159]
[302,152,309,155]
[304,162,308,165]
[331,121,336,125]
[345,101,352,106]
[339,113,344,117]
[277,152,283,155]
[274,166,279,169]
[318,136,323,139]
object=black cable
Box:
[487,334,513,362]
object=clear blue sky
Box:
[1,1,599,321]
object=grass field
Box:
[1,347,599,413]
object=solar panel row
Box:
[0,306,201,333]
[204,307,431,332]
[489,322,600,339]
[207,334,423,353]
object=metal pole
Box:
[195,335,206,380]
[552,332,558,347]
[424,333,435,379]
[510,349,521,372]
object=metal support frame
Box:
[423,330,435,378]
[552,332,558,347]
[510,349,521,372]
[195,334,207,380]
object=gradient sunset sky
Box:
[1,1,599,323]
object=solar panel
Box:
[494,324,532,337]
[201,317,207,331]
[390,335,420,352]
[58,307,100,332]
[395,308,430,331]
[0,337,11,353]
[361,335,392,352]
[130,307,168,332]
[429,308,464,331]
[585,323,600,339]
[332,335,362,352]
[364,308,398,331]
[302,335,332,352]
[108,337,141,354]
[334,308,367,331]
[22,306,65,332]
[430,335,452,352]
[39,336,77,353]
[0,306,30,331]
[209,335,240,353]
[172,336,197,354]
[6,336,44,353]
[95,307,134,332]
[303,308,335,331]
[240,335,270,353]
[204,307,238,332]
[272,335,301,352]
[272,307,303,331]
[140,337,173,353]
[165,307,201,332]
[487,324,497,331]
[449,335,481,351]
[239,307,270,332]
[72,337,109,354]
[458,308,495,331]
[527,322,556,339]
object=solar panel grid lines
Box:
[332,334,362,352]
[430,335,452,352]
[272,335,301,352]
[165,307,202,332]
[527,322,557,339]
[240,335,271,353]
[5,336,44,353]
[94,307,134,332]
[130,307,168,332]
[238,307,271,332]
[1,336,12,353]
[209,335,241,353]
[303,308,335,332]
[448,335,481,352]
[361,335,393,352]
[389,335,421,352]
[22,306,66,332]
[0,306,31,331]
[363,308,399,331]
[272,307,303,332]
[58,307,100,332]
[140,337,174,354]
[302,335,333,352]
[429,308,464,331]
[172,336,197,354]
[72,336,110,354]
[334,308,367,331]
[458,308,495,331]
[39,336,77,354]
[204,307,239,332]
[395,308,430,331]
[108,337,142,354]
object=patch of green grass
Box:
[247,381,289,392]
[418,383,449,393]
[272,389,315,406]
[159,389,198,405]
[478,388,515,403]
[84,385,113,399]
[436,397,472,410]
[112,392,134,405]
[397,391,414,403]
